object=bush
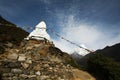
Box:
[87,53,120,80]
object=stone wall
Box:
[0,53,74,80]
[0,40,96,80]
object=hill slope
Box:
[0,16,28,53]
[78,43,120,80]
[0,16,28,45]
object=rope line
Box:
[47,29,93,53]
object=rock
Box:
[32,53,41,60]
[28,75,36,78]
[58,78,65,80]
[3,77,13,80]
[44,64,49,67]
[4,42,13,48]
[7,53,18,60]
[26,58,32,64]
[35,71,41,76]
[7,62,21,68]
[0,68,11,73]
[40,75,49,80]
[12,76,19,80]
[49,67,52,70]
[27,77,37,80]
[2,73,14,77]
[19,74,28,78]
[34,44,41,47]
[30,71,35,75]
[21,62,29,69]
[11,69,22,74]
[18,54,26,61]
[26,46,33,50]
[23,70,30,75]
[33,64,41,71]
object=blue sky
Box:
[0,0,120,52]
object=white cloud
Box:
[52,39,72,52]
[62,23,101,44]
[51,13,120,55]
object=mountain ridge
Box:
[77,43,120,80]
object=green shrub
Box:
[87,53,120,80]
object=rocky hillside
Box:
[0,15,28,54]
[0,39,95,80]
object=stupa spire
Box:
[35,20,46,29]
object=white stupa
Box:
[25,21,51,41]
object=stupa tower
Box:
[25,21,50,41]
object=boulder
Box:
[7,53,18,60]
[18,54,26,61]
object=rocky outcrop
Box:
[0,39,95,80]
